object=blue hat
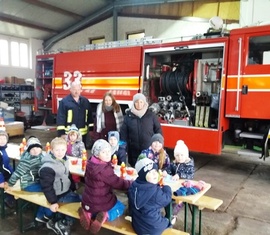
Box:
[108,131,120,142]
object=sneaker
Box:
[46,219,59,234]
[89,212,108,234]
[55,220,71,235]
[78,207,91,230]
[171,215,177,225]
[35,216,49,223]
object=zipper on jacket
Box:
[60,178,63,191]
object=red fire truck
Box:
[36,24,270,157]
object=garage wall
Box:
[50,16,218,51]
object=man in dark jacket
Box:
[128,158,172,235]
[120,93,162,167]
[56,81,93,147]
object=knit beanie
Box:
[135,158,158,182]
[174,140,189,158]
[108,131,120,142]
[0,130,8,141]
[67,124,79,135]
[133,93,147,103]
[26,136,42,152]
[92,139,111,157]
[151,133,164,146]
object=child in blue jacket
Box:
[128,158,172,235]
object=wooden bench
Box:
[5,189,189,235]
[175,195,223,235]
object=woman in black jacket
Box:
[120,93,162,167]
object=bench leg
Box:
[0,188,5,219]
[199,210,202,235]
[17,199,39,233]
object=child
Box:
[168,140,195,225]
[66,124,85,157]
[7,136,52,221]
[66,124,86,188]
[108,131,126,165]
[140,133,170,176]
[0,131,15,208]
[128,158,172,235]
[79,139,131,234]
[39,137,81,235]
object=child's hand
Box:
[172,174,180,181]
[50,203,59,212]
[162,171,168,177]
[0,182,5,188]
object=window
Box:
[89,37,105,44]
[127,31,145,40]
[0,36,29,68]
[0,39,8,65]
[248,35,270,65]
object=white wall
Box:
[50,17,211,51]
[0,37,43,79]
[240,0,270,26]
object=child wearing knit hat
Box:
[7,136,52,222]
[140,133,170,176]
[66,124,86,157]
[108,131,127,165]
[66,124,86,188]
[128,158,172,235]
[167,140,195,225]
[79,139,131,234]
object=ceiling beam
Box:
[0,13,58,34]
[22,0,84,20]
[114,0,195,7]
[43,3,114,50]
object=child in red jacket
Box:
[79,139,132,234]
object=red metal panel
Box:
[162,125,222,154]
[54,47,142,77]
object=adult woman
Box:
[120,93,162,167]
[93,92,123,142]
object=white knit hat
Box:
[92,139,111,157]
[27,136,42,152]
[67,124,79,135]
[174,140,189,158]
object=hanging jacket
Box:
[57,94,93,136]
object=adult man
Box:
[56,81,93,146]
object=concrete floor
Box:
[1,128,270,235]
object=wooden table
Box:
[164,176,211,235]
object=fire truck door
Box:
[240,33,270,119]
[225,35,245,118]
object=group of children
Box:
[0,121,195,235]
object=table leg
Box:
[184,202,188,232]
[191,205,197,235]
[0,188,5,219]
[164,201,173,221]
[199,210,202,235]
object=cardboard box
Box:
[6,121,24,137]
